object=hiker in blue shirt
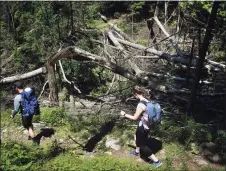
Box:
[120,85,162,168]
[11,82,36,141]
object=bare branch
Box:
[58,60,81,94]
[105,74,116,95]
[38,80,48,99]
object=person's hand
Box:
[120,110,126,117]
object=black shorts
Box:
[22,115,33,129]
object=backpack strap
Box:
[139,100,147,106]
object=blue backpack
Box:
[140,101,161,125]
[21,87,40,116]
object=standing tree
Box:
[188,1,220,115]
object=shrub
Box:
[215,130,226,162]
[114,12,121,19]
[40,107,67,126]
[1,141,40,171]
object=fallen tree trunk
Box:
[116,37,195,65]
[116,37,224,71]
[2,46,225,105]
[107,30,143,76]
[0,67,46,83]
[99,13,135,43]
[151,16,184,58]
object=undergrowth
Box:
[1,106,225,170]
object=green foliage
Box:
[137,39,148,46]
[114,12,121,19]
[1,109,21,127]
[1,141,40,171]
[43,154,158,171]
[40,107,67,126]
[87,20,108,30]
[129,2,145,14]
[68,109,116,134]
[215,130,226,162]
[0,90,7,99]
[154,114,212,149]
[117,22,130,33]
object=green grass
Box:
[88,20,109,30]
[2,140,224,171]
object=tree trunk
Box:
[116,37,194,65]
[107,30,143,76]
[165,1,169,24]
[46,61,59,106]
[152,16,184,57]
[188,1,220,115]
[0,67,46,83]
[70,1,74,34]
[99,13,135,43]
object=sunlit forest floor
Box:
[1,108,225,171]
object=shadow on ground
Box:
[84,121,116,152]
[33,128,55,145]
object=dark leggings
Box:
[136,126,153,157]
[22,115,33,129]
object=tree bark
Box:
[165,1,169,24]
[99,13,135,43]
[188,1,220,115]
[46,61,59,106]
[116,37,195,65]
[116,37,225,70]
[0,67,46,83]
[152,16,184,58]
[107,30,143,76]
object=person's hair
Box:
[132,85,150,98]
[14,81,24,89]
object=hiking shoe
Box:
[129,150,139,156]
[151,160,162,168]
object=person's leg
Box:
[148,154,159,162]
[28,126,35,138]
[131,126,147,155]
[138,127,155,158]
[135,126,144,154]
[22,115,35,139]
[27,115,35,138]
[138,127,161,163]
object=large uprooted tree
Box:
[1,2,225,117]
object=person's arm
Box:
[120,107,143,120]
[11,95,21,117]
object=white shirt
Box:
[137,98,150,130]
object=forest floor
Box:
[1,116,225,171]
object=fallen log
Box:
[151,16,184,58]
[116,37,195,65]
[107,30,144,76]
[0,67,47,83]
[2,46,224,98]
[116,37,224,71]
[99,13,136,43]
